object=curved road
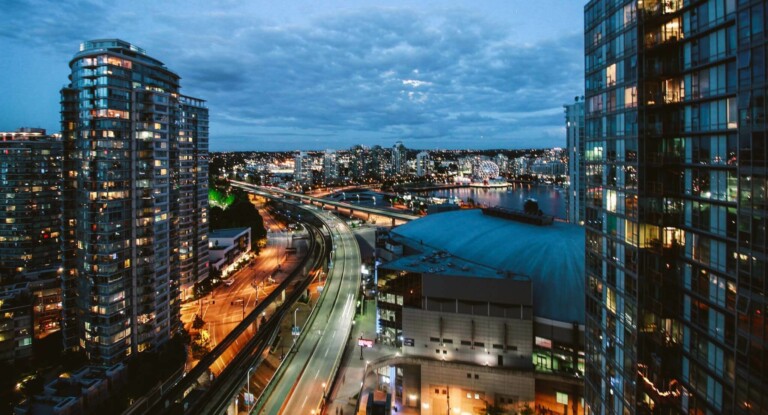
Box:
[180,205,295,375]
[259,207,361,415]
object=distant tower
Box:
[323,150,338,185]
[415,151,431,177]
[60,39,209,366]
[494,153,509,175]
[294,151,311,185]
[564,97,585,224]
[391,141,407,176]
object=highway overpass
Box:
[231,181,418,225]
[256,206,361,414]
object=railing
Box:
[186,224,329,414]
[138,226,322,415]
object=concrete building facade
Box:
[375,208,586,414]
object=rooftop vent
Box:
[482,200,554,226]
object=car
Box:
[223,278,234,286]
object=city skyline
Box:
[0,0,583,151]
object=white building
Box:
[208,228,252,278]
[565,98,585,224]
[415,151,430,177]
[323,149,338,185]
[494,153,509,175]
[391,141,407,176]
[293,151,312,185]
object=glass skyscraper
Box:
[584,1,766,413]
[60,39,209,366]
[566,98,587,224]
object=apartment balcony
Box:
[641,0,684,25]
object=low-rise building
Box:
[375,207,585,414]
[208,227,252,278]
[15,364,126,415]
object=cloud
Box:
[0,1,584,150]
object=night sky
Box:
[0,0,584,151]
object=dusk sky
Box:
[0,0,584,151]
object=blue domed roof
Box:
[391,209,585,324]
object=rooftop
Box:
[390,209,585,324]
[381,251,504,280]
[209,227,250,239]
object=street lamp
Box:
[293,304,308,344]
[246,366,254,408]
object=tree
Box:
[192,315,205,330]
[485,402,507,415]
[209,188,268,252]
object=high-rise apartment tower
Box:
[584,1,766,413]
[60,39,209,366]
[566,97,586,225]
[0,128,62,283]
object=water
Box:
[422,184,567,219]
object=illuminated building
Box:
[208,227,252,275]
[415,151,430,177]
[392,141,408,177]
[0,128,63,339]
[376,208,585,413]
[60,39,209,365]
[0,128,62,283]
[293,151,312,186]
[0,287,33,362]
[584,1,765,413]
[323,149,338,185]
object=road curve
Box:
[258,207,361,415]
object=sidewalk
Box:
[325,299,416,415]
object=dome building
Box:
[374,207,585,414]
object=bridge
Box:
[231,181,418,225]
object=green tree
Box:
[209,188,268,251]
